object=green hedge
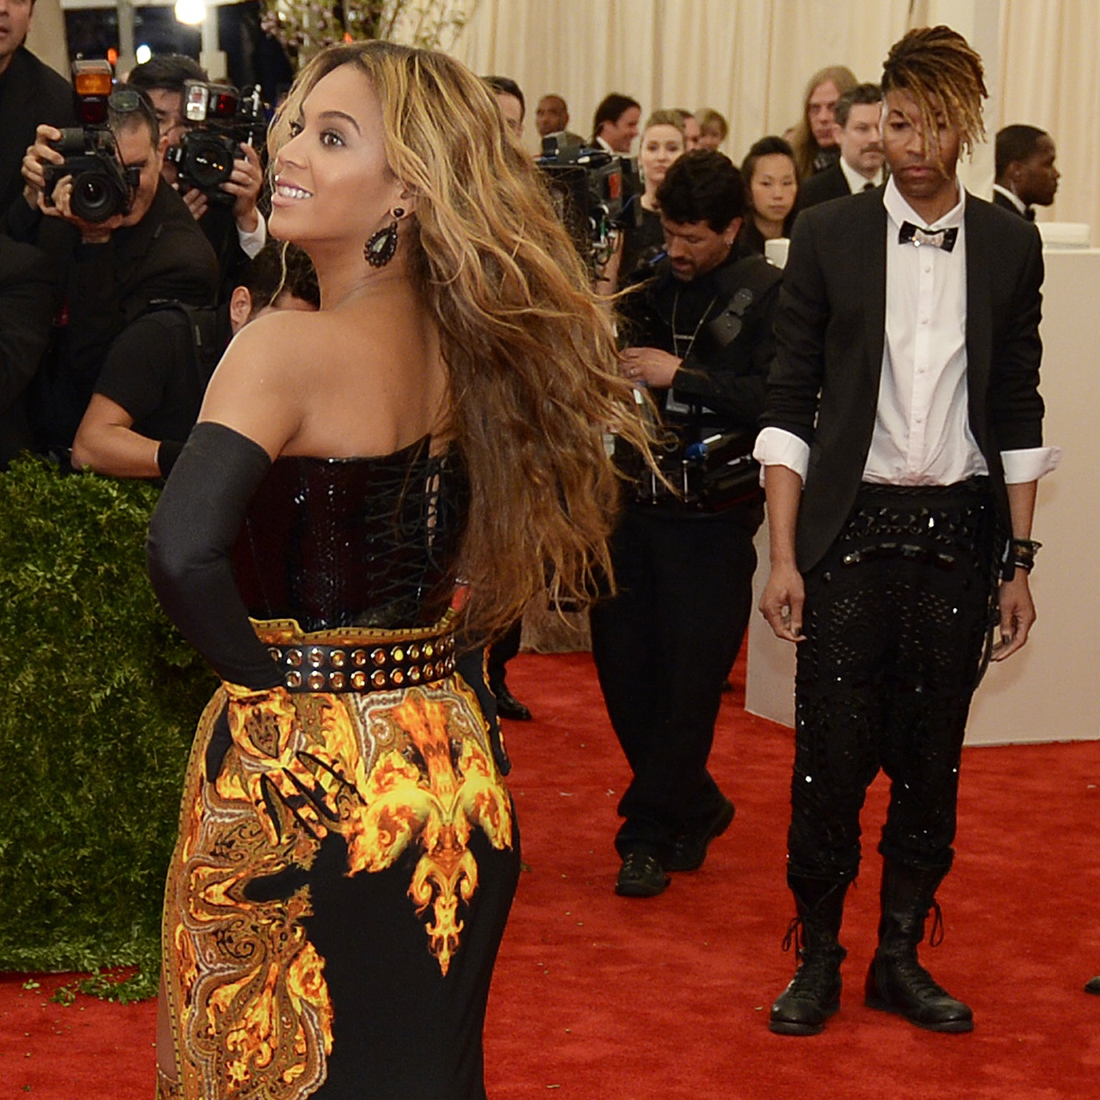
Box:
[0,459,215,1000]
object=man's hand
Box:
[22,123,65,212]
[620,346,681,388]
[179,184,208,221]
[991,570,1035,661]
[759,561,806,643]
[45,174,123,243]
[226,143,264,232]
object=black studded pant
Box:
[787,480,998,883]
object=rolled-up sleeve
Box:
[753,426,810,480]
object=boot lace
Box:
[781,916,803,953]
[927,898,945,947]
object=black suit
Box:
[0,237,53,466]
[992,187,1033,219]
[794,161,851,214]
[764,186,1045,885]
[0,48,76,224]
[765,187,1044,574]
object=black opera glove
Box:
[146,420,282,690]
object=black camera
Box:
[165,81,264,203]
[536,133,642,266]
[43,60,140,223]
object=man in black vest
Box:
[592,150,780,898]
[992,124,1059,219]
[757,27,1058,1037]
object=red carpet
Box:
[3,651,1100,1099]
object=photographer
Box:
[129,55,266,301]
[591,150,780,898]
[11,83,218,453]
[71,241,318,479]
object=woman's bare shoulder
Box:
[200,311,336,457]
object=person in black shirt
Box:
[72,241,318,479]
[592,150,780,898]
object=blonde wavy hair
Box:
[269,42,651,642]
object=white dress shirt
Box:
[236,213,268,260]
[755,176,1060,486]
[839,157,883,194]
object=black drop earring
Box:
[364,207,405,268]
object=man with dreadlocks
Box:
[755,26,1059,1036]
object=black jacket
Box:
[0,48,76,222]
[765,187,1045,572]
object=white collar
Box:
[839,156,883,194]
[992,182,1028,215]
[883,174,966,231]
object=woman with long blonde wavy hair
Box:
[147,40,648,1100]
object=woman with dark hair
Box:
[789,64,858,179]
[148,41,651,1100]
[738,136,798,255]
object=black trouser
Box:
[590,500,762,857]
[788,480,998,883]
[486,620,522,692]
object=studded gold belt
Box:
[252,616,459,693]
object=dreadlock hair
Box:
[881,25,987,163]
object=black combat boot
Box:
[864,860,973,1032]
[769,876,849,1036]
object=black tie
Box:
[1024,207,1036,222]
[898,221,958,252]
[862,181,875,192]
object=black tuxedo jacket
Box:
[764,186,1045,573]
[795,162,851,215]
[993,188,1033,219]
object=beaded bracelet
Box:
[1010,537,1042,573]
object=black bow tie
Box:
[899,221,958,252]
[1024,207,1036,222]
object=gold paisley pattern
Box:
[162,624,513,1100]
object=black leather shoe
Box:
[614,851,669,898]
[492,684,532,721]
[1086,976,1100,995]
[667,798,735,872]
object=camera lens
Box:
[185,136,235,190]
[71,170,117,222]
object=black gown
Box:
[157,436,520,1100]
